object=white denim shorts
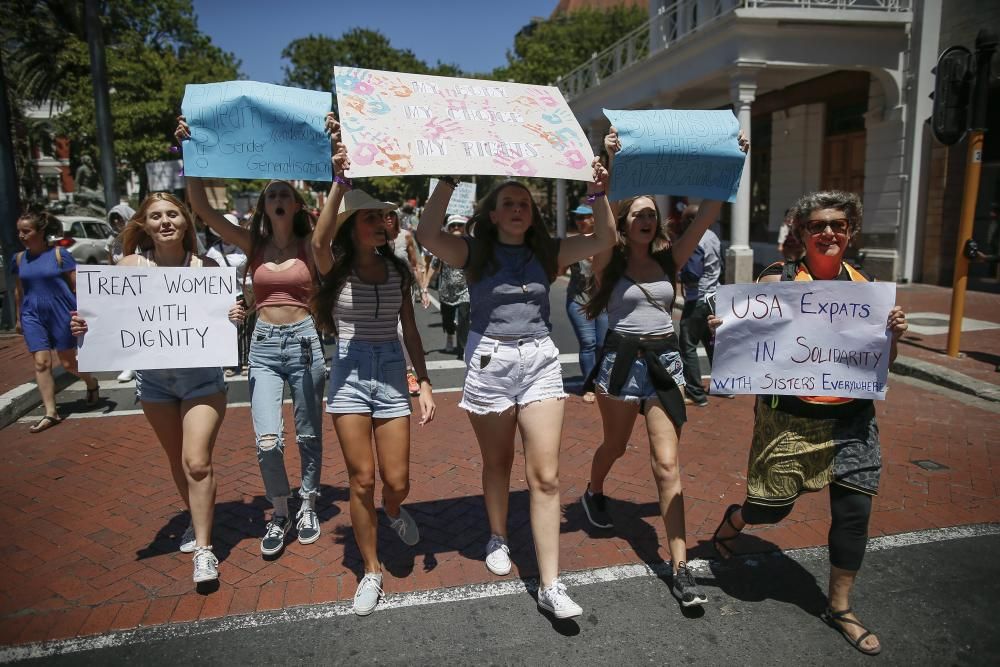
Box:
[459,332,566,414]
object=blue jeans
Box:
[248,317,326,505]
[565,299,608,382]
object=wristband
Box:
[439,176,458,189]
[334,174,353,189]
[585,191,606,204]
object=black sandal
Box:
[821,607,881,656]
[86,384,100,406]
[712,503,742,559]
[29,414,63,433]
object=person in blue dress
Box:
[13,210,100,433]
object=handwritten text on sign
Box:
[335,67,595,181]
[604,109,746,202]
[181,81,332,181]
[429,178,476,217]
[76,266,238,372]
[711,281,896,400]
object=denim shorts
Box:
[326,339,411,419]
[459,333,566,415]
[595,349,685,402]
[135,367,226,403]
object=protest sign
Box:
[603,109,745,202]
[334,67,594,181]
[181,81,332,181]
[711,281,896,400]
[429,178,477,217]
[145,160,184,191]
[76,266,238,372]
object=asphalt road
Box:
[13,530,999,665]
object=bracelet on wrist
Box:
[439,176,458,189]
[334,174,353,189]
[417,376,432,387]
[585,191,606,204]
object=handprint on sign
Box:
[354,80,375,96]
[353,143,379,166]
[345,96,367,116]
[510,158,538,177]
[341,117,365,134]
[558,149,588,170]
[389,81,413,98]
[374,137,414,174]
[423,117,460,141]
[524,122,567,151]
[529,87,559,108]
[513,96,539,109]
[366,96,391,115]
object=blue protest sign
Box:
[181,81,332,181]
[603,109,745,202]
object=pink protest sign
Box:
[334,67,595,181]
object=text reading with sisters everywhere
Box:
[711,281,896,400]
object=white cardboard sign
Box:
[76,266,239,372]
[429,178,476,217]
[711,281,896,400]
[334,67,594,181]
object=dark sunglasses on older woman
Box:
[806,218,850,235]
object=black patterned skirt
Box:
[745,397,881,507]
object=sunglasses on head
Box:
[806,218,850,235]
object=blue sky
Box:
[191,0,555,84]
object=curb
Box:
[0,368,74,429]
[891,355,1000,403]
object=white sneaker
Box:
[179,523,196,553]
[386,506,420,546]
[353,572,384,616]
[117,369,135,382]
[537,579,582,619]
[485,534,512,576]
[192,546,219,583]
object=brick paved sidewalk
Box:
[2,381,997,647]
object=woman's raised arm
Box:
[559,157,616,268]
[312,114,351,277]
[415,179,468,268]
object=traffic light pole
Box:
[945,130,984,357]
[945,29,995,358]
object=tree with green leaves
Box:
[2,0,240,202]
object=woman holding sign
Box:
[311,118,435,616]
[708,191,908,656]
[580,128,749,609]
[417,163,615,620]
[177,118,327,559]
[70,193,231,585]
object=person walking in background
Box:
[177,117,327,559]
[561,204,608,404]
[13,209,100,433]
[709,191,907,656]
[71,192,235,585]
[417,159,615,620]
[420,214,471,357]
[311,119,435,615]
[385,207,425,395]
[205,213,250,376]
[777,208,804,262]
[675,202,733,406]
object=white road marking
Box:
[2,523,996,662]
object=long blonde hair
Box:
[121,192,199,256]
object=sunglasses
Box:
[806,218,850,235]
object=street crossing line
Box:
[2,523,997,662]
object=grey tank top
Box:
[606,275,675,336]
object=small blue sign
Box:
[182,81,332,181]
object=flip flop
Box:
[821,607,881,656]
[712,503,742,559]
[85,385,100,406]
[29,415,63,433]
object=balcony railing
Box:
[556,0,912,101]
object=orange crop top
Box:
[250,241,313,310]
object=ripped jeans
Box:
[248,317,326,506]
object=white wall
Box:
[768,103,824,233]
[862,77,906,236]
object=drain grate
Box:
[912,459,949,471]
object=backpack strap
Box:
[15,251,24,268]
[53,247,63,269]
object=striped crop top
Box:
[334,260,403,342]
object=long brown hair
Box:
[17,208,62,245]
[464,180,558,283]
[248,180,315,261]
[121,192,199,257]
[586,195,674,318]
[311,214,413,335]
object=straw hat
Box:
[335,189,395,236]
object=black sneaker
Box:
[671,563,708,607]
[261,516,290,556]
[581,486,614,529]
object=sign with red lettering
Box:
[711,281,896,400]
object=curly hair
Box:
[121,192,199,256]
[310,213,413,335]
[464,180,558,284]
[586,195,674,319]
[17,209,63,243]
[789,191,863,244]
